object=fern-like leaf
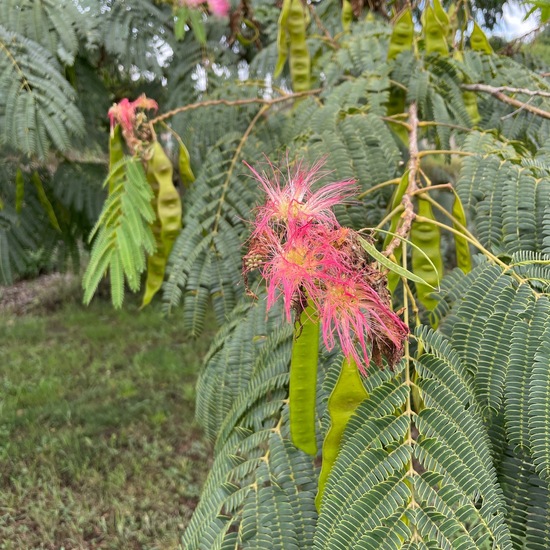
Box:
[0,26,84,157]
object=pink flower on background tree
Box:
[178,0,230,17]
[107,94,158,153]
[244,157,408,372]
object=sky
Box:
[497,1,541,40]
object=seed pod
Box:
[32,172,61,232]
[387,8,414,60]
[287,0,311,92]
[148,141,182,257]
[424,5,448,56]
[289,301,319,456]
[15,168,24,213]
[410,197,443,311]
[141,142,182,307]
[315,357,368,511]
[453,50,481,125]
[433,0,450,39]
[341,0,353,32]
[141,219,166,308]
[452,190,472,273]
[275,0,292,78]
[178,141,195,187]
[470,22,493,54]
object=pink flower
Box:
[178,0,229,16]
[108,94,158,134]
[107,94,158,153]
[207,0,229,16]
[259,223,344,321]
[318,274,408,374]
[243,157,409,372]
[245,159,356,237]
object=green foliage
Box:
[0,26,84,158]
[0,161,104,284]
[83,157,155,308]
[456,132,550,255]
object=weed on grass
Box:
[0,297,215,549]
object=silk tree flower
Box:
[256,222,351,321]
[244,159,356,236]
[207,0,229,16]
[107,94,158,152]
[318,274,409,374]
[108,95,158,134]
[244,158,408,373]
[178,0,230,17]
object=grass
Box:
[0,296,215,549]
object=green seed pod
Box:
[315,357,368,511]
[15,168,24,214]
[141,142,182,308]
[288,0,310,92]
[424,5,448,56]
[275,0,292,78]
[141,220,166,308]
[386,87,409,145]
[433,0,450,39]
[32,171,61,232]
[453,50,481,125]
[387,8,414,60]
[341,0,353,32]
[289,301,319,456]
[470,22,493,54]
[148,142,182,257]
[451,191,472,274]
[178,141,195,187]
[410,197,443,311]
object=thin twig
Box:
[462,84,550,98]
[417,150,475,158]
[212,104,270,234]
[412,183,453,195]
[357,177,401,199]
[308,3,337,46]
[418,120,473,132]
[149,89,322,125]
[384,102,419,257]
[462,84,550,120]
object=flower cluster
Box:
[107,94,158,153]
[244,159,408,374]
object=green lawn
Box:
[0,296,214,549]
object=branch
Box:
[212,104,270,234]
[384,102,419,257]
[462,84,550,120]
[149,89,322,125]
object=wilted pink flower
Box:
[108,94,158,133]
[107,94,158,153]
[319,274,408,374]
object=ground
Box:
[0,277,215,549]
